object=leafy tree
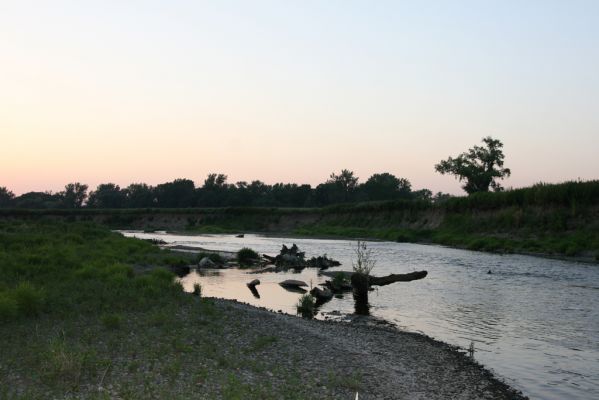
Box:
[411,189,433,201]
[155,179,195,208]
[61,183,88,208]
[88,183,126,208]
[198,174,230,207]
[435,137,511,194]
[14,191,63,209]
[325,169,358,203]
[124,183,155,208]
[432,192,453,203]
[203,173,228,189]
[362,173,411,201]
[0,187,15,208]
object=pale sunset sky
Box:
[1,1,598,195]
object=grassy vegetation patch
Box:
[0,219,362,399]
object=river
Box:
[121,231,599,400]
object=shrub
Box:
[237,247,259,266]
[296,294,316,319]
[13,282,44,317]
[352,241,376,275]
[332,272,347,288]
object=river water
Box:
[121,231,599,400]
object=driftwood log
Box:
[368,271,428,286]
[320,270,428,286]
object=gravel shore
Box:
[212,298,527,400]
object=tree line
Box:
[0,171,447,209]
[0,137,514,209]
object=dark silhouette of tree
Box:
[197,174,230,207]
[88,184,126,208]
[435,137,511,194]
[412,189,433,201]
[1,171,438,209]
[155,179,195,208]
[362,173,412,201]
[203,173,228,189]
[124,183,155,208]
[324,169,358,203]
[61,183,88,208]
[14,191,63,209]
[432,192,453,203]
[0,187,15,208]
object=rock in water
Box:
[199,257,216,268]
[279,279,308,289]
[310,286,333,301]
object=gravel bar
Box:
[212,298,527,400]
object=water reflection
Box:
[121,231,599,400]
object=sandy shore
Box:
[211,298,526,400]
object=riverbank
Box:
[3,187,597,262]
[0,296,527,399]
[0,219,528,399]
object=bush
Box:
[296,294,315,319]
[237,247,259,266]
[332,272,347,288]
[352,241,376,275]
[13,282,44,317]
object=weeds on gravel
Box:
[296,294,316,318]
[246,335,278,353]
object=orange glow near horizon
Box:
[2,1,598,195]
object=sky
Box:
[1,0,598,195]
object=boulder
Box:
[279,279,308,289]
[170,265,190,277]
[310,286,333,301]
[199,257,216,268]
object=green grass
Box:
[0,219,359,399]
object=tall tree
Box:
[0,187,15,208]
[435,137,511,194]
[155,179,195,208]
[203,173,228,189]
[362,173,411,201]
[326,169,358,202]
[87,183,126,208]
[124,183,156,208]
[61,183,88,208]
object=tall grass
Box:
[0,219,190,322]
